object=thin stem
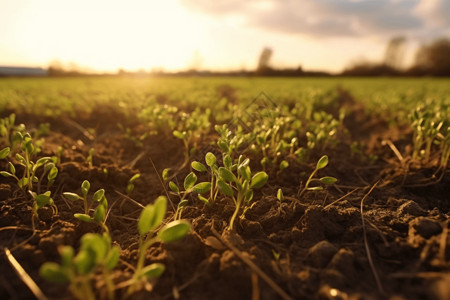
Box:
[299,167,318,197]
[25,151,32,190]
[229,196,241,231]
[103,268,115,300]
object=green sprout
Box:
[117,123,149,148]
[168,171,211,219]
[128,196,190,295]
[1,145,58,228]
[63,180,109,233]
[126,173,141,195]
[28,190,58,228]
[191,152,221,205]
[0,134,55,192]
[40,232,120,300]
[87,148,94,167]
[298,155,337,197]
[217,155,268,230]
[277,188,284,203]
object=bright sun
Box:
[3,0,206,72]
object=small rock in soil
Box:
[308,240,338,268]
[409,217,442,239]
[326,248,357,283]
[397,200,426,217]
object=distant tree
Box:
[48,59,65,76]
[384,36,406,70]
[413,38,450,76]
[256,47,273,74]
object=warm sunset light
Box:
[1,2,449,300]
[1,0,449,73]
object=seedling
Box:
[63,180,109,233]
[0,113,27,151]
[128,196,190,295]
[191,152,221,205]
[40,232,120,300]
[298,155,337,197]
[87,148,94,167]
[173,108,211,166]
[28,190,58,228]
[217,155,268,230]
[117,123,148,148]
[168,171,211,218]
[0,135,55,192]
[277,188,284,203]
[126,173,141,195]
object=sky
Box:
[0,0,449,73]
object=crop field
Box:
[0,76,449,300]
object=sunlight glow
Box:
[1,0,206,72]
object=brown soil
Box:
[1,92,449,300]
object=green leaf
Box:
[169,181,179,194]
[126,183,134,194]
[173,130,184,139]
[218,180,233,197]
[138,206,154,235]
[59,246,74,268]
[319,176,337,185]
[8,162,15,174]
[74,213,93,223]
[191,161,207,172]
[245,190,253,203]
[129,173,141,183]
[158,220,191,243]
[280,160,289,170]
[223,154,233,169]
[138,196,167,235]
[81,180,90,197]
[250,172,269,189]
[184,172,197,191]
[15,153,25,164]
[80,234,108,262]
[205,152,216,167]
[162,168,170,181]
[35,157,51,169]
[277,188,284,202]
[307,186,323,191]
[239,166,251,181]
[238,157,250,168]
[198,194,209,205]
[316,155,328,170]
[18,177,27,188]
[104,246,120,270]
[0,171,13,177]
[74,249,96,275]
[192,182,211,194]
[63,192,81,201]
[138,263,165,279]
[0,147,10,159]
[219,167,236,182]
[178,199,189,208]
[92,189,105,202]
[217,140,229,153]
[47,166,58,180]
[93,204,106,222]
[35,193,54,209]
[39,262,70,283]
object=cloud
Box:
[415,0,450,28]
[181,0,449,38]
